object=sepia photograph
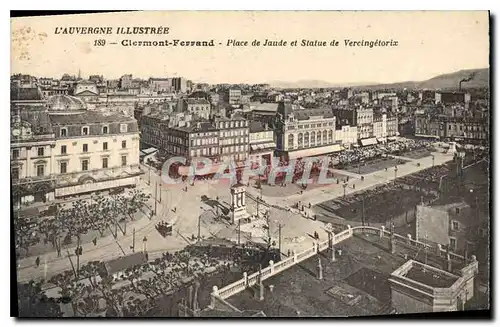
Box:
[9,10,491,318]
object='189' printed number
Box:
[94,39,106,46]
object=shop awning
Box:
[288,144,343,160]
[377,137,387,143]
[387,136,399,141]
[250,142,276,152]
[360,138,378,146]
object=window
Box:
[61,145,67,155]
[37,147,44,157]
[83,144,88,153]
[455,208,460,214]
[121,155,127,166]
[103,142,108,151]
[60,128,67,137]
[82,127,89,135]
[81,160,89,171]
[449,238,457,250]
[452,221,459,231]
[120,124,128,133]
[12,167,19,180]
[36,164,44,177]
[60,162,67,174]
[12,149,19,160]
[102,126,109,134]
[122,140,127,149]
[102,157,108,169]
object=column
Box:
[243,272,248,287]
[269,260,275,274]
[380,226,385,238]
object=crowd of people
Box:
[331,139,434,166]
[331,183,436,224]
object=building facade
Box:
[11,95,142,204]
[275,102,340,160]
[216,116,249,163]
[179,98,211,120]
[248,121,275,167]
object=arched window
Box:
[298,133,303,146]
[322,130,327,142]
[304,132,309,146]
[102,126,108,134]
[317,131,322,144]
[288,134,294,148]
[310,131,316,145]
[328,130,333,142]
[82,126,89,136]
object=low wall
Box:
[212,225,472,301]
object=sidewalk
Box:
[254,152,453,209]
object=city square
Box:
[10,11,490,318]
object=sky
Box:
[10,11,489,85]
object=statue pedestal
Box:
[231,182,249,225]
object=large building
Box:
[11,95,142,205]
[73,80,99,102]
[275,101,340,160]
[334,107,374,140]
[178,98,211,120]
[172,77,188,93]
[248,121,275,167]
[223,89,242,106]
[216,115,250,163]
[415,114,488,142]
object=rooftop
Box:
[184,98,210,105]
[49,111,135,125]
[402,261,458,288]
[11,87,43,101]
[249,121,268,133]
[216,231,473,317]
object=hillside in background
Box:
[269,68,489,90]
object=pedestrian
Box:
[92,237,97,246]
[308,203,311,208]
[145,252,149,261]
[35,256,40,268]
[287,249,291,257]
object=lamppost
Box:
[148,165,151,186]
[215,196,219,218]
[394,166,398,183]
[342,183,347,198]
[431,154,435,167]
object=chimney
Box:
[318,257,323,280]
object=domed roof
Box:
[47,95,87,112]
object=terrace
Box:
[203,226,481,317]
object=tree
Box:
[17,280,63,317]
[14,216,40,257]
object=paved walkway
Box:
[17,151,454,284]
[248,151,454,209]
